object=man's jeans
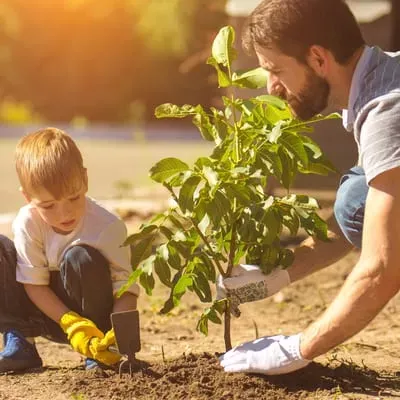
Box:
[334,166,369,249]
[0,236,114,342]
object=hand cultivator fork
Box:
[110,310,141,377]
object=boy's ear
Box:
[19,187,31,203]
[83,168,88,191]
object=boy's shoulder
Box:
[84,197,125,227]
[12,203,45,235]
[14,203,42,225]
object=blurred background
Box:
[0,0,398,216]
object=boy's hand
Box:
[59,311,104,358]
[216,265,290,317]
[90,329,121,366]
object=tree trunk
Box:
[224,309,232,351]
[391,0,400,51]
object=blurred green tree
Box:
[0,0,227,123]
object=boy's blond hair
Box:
[15,127,86,199]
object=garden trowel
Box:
[110,309,141,376]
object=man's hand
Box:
[216,265,290,316]
[219,334,311,375]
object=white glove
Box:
[216,264,290,317]
[220,333,311,375]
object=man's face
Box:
[26,185,87,234]
[255,46,330,120]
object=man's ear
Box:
[307,45,330,77]
[19,187,31,203]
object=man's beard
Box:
[286,68,330,120]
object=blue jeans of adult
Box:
[334,166,369,249]
[0,235,114,343]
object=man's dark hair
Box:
[242,0,365,64]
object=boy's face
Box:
[25,185,87,234]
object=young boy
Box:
[0,127,139,372]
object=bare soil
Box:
[1,199,400,400]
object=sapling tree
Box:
[120,26,339,351]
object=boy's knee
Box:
[0,235,15,252]
[0,235,16,265]
[63,245,109,278]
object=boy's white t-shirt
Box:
[12,196,139,297]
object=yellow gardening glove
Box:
[59,311,104,358]
[90,329,121,366]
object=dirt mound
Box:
[24,353,397,400]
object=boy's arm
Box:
[24,284,69,322]
[113,292,138,313]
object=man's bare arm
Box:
[300,167,400,359]
[288,212,354,283]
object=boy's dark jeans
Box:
[0,235,114,343]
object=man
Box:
[218,0,400,375]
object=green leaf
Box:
[131,236,154,270]
[160,270,183,314]
[173,273,193,297]
[279,248,294,268]
[139,255,156,295]
[311,212,329,241]
[211,25,236,69]
[124,225,158,246]
[192,271,212,302]
[198,254,216,282]
[263,208,281,245]
[232,68,268,89]
[207,57,231,88]
[196,304,223,336]
[301,136,322,159]
[150,157,189,183]
[224,183,251,205]
[159,226,174,240]
[202,166,218,188]
[279,132,308,166]
[154,255,172,288]
[117,268,143,298]
[206,190,231,227]
[198,213,210,235]
[260,245,280,274]
[280,207,300,236]
[166,244,182,270]
[269,122,283,143]
[279,194,319,210]
[278,147,296,189]
[192,112,215,141]
[255,95,287,110]
[179,175,201,213]
[155,103,199,119]
[168,214,187,231]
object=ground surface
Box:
[0,138,399,399]
[1,196,400,400]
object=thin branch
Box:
[226,221,237,277]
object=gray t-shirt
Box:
[350,47,400,184]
